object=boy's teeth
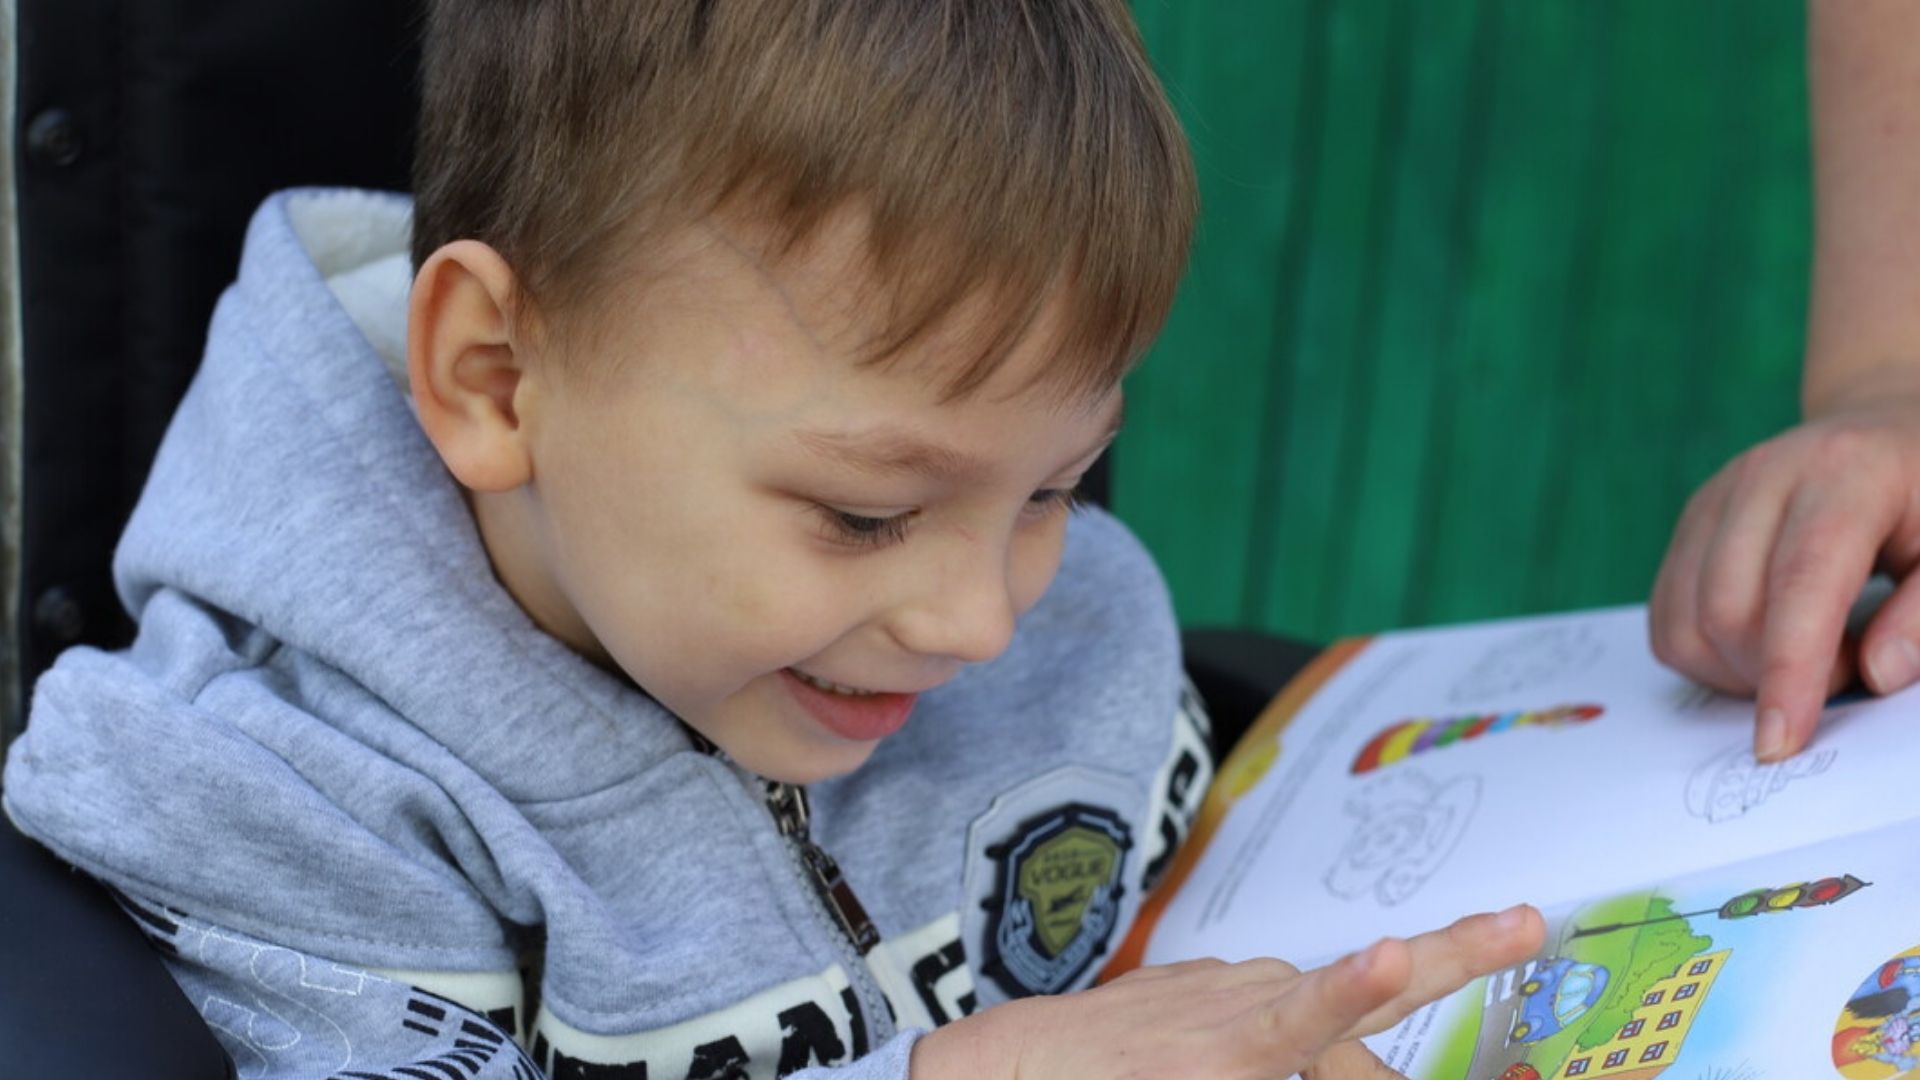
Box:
[793,669,877,696]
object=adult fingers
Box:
[1343,905,1544,1039]
[1302,1040,1402,1080]
[1243,939,1410,1068]
[1860,573,1920,697]
[1754,480,1889,760]
[1693,454,1797,689]
[1650,471,1754,695]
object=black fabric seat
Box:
[0,816,235,1079]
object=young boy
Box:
[3,1,1540,1076]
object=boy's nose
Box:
[891,551,1019,666]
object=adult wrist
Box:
[1802,357,1920,421]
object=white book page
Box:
[1141,605,1920,968]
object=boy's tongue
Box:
[780,668,917,741]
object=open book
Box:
[1107,605,1918,1078]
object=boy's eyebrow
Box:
[795,399,1125,484]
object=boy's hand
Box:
[910,904,1542,1080]
[1649,399,1920,762]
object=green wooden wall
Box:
[1115,0,1812,640]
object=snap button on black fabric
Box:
[24,109,83,168]
[32,587,86,644]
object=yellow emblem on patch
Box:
[1019,826,1121,957]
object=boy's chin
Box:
[726,735,880,786]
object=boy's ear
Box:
[407,240,537,492]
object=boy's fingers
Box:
[1302,1040,1402,1080]
[1120,956,1230,983]
[1247,940,1409,1063]
[1344,905,1545,1039]
[1212,956,1302,988]
[1755,483,1888,760]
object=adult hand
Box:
[909,904,1543,1080]
[1649,397,1920,761]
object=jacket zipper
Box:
[683,725,895,1042]
[762,779,882,955]
[761,777,897,1045]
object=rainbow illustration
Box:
[1350,704,1603,775]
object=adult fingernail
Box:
[1868,638,1920,693]
[1496,904,1530,931]
[1755,708,1787,761]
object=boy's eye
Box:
[813,486,1082,552]
[817,507,914,549]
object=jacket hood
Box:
[110,189,688,799]
[5,190,712,969]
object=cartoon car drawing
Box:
[1495,1066,1541,1080]
[1509,958,1611,1043]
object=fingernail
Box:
[1755,708,1786,761]
[1868,638,1920,693]
[1496,904,1530,930]
[1346,940,1380,975]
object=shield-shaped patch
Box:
[978,802,1132,997]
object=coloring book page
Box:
[1364,817,1920,1079]
[1134,606,1920,971]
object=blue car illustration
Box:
[1509,958,1611,1044]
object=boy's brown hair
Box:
[411,0,1195,400]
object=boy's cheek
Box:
[704,552,818,626]
[1009,521,1072,615]
[703,568,760,615]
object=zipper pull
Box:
[765,781,881,956]
[798,841,881,955]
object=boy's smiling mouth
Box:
[779,667,920,742]
[786,667,882,696]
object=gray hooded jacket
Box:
[3,190,1211,1080]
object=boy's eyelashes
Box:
[812,487,1084,551]
[1030,486,1085,516]
[820,506,915,549]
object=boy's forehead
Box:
[587,210,1126,479]
[791,394,1124,485]
[686,211,911,342]
[677,210,1113,405]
